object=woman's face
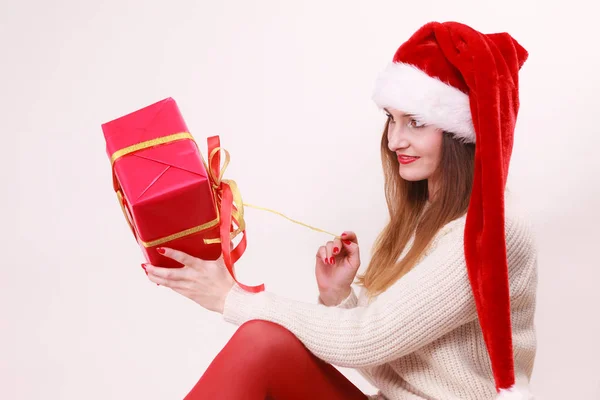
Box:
[385,108,444,195]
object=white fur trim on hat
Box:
[496,383,534,400]
[371,62,476,144]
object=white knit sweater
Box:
[222,196,538,400]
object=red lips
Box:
[398,155,420,165]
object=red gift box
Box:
[102,97,264,293]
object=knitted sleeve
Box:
[222,216,533,369]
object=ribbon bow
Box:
[203,136,264,293]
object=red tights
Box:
[184,320,368,400]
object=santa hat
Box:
[372,22,531,399]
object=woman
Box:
[143,21,537,400]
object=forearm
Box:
[223,275,475,369]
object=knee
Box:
[234,320,298,346]
[230,320,303,360]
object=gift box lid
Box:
[102,97,211,201]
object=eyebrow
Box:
[383,108,416,118]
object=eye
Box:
[408,118,426,129]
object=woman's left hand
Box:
[142,247,235,314]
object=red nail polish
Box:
[330,257,334,264]
[343,240,351,245]
[157,248,165,254]
[141,263,148,275]
[341,232,347,237]
[323,258,328,264]
[333,247,339,254]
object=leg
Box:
[184,320,368,400]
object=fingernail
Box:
[343,240,351,245]
[157,248,165,254]
[333,247,339,254]
[329,257,335,264]
[141,263,148,275]
[324,257,328,264]
[341,232,347,237]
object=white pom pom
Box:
[496,384,534,400]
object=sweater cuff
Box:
[317,287,359,308]
[222,283,260,326]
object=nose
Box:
[387,123,409,152]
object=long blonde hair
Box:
[355,119,476,297]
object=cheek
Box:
[424,132,443,162]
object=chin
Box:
[399,169,427,182]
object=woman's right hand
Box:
[315,231,361,306]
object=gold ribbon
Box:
[204,146,340,239]
[111,132,222,248]
[110,132,195,166]
[243,203,339,237]
[111,133,340,248]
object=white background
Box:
[2,0,599,399]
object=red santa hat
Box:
[372,22,531,399]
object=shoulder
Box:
[504,190,537,256]
[437,190,537,266]
[503,191,539,298]
[431,191,538,298]
[434,190,538,257]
